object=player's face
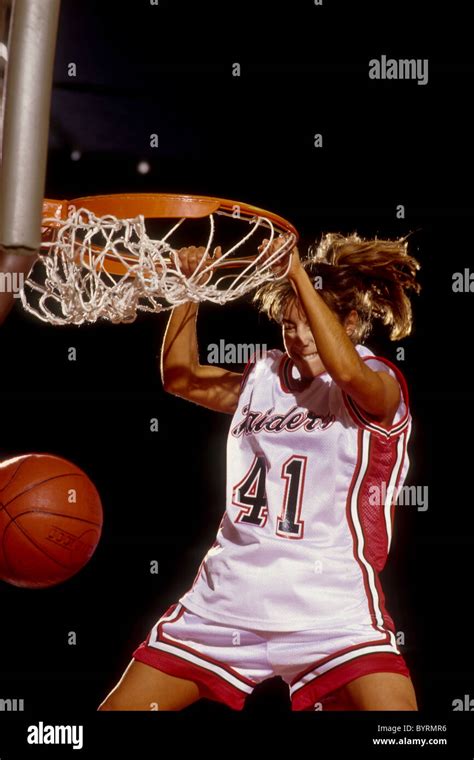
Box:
[281,299,325,379]
[281,298,355,379]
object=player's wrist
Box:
[287,261,307,288]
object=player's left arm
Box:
[268,239,400,424]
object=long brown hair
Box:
[253,232,421,342]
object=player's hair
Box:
[253,232,422,342]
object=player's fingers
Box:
[259,241,280,260]
[174,245,213,275]
[188,252,200,276]
[191,248,213,277]
[176,248,189,266]
[260,238,283,256]
[189,246,208,264]
[173,248,186,270]
[175,248,193,275]
[176,245,204,256]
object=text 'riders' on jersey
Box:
[179,345,411,632]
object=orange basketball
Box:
[0,453,103,588]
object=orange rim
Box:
[41,193,299,277]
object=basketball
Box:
[0,453,103,588]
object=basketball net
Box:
[21,198,297,324]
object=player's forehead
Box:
[281,297,308,325]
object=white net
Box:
[21,205,296,324]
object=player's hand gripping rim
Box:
[258,234,302,280]
[173,245,222,285]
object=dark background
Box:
[1,0,473,749]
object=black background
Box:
[1,0,473,754]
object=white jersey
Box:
[179,345,411,632]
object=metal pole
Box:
[0,0,61,256]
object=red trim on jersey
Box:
[358,433,402,573]
[278,354,292,393]
[345,429,378,628]
[345,427,410,636]
[278,353,328,394]
[132,604,256,710]
[290,651,411,711]
[342,355,410,438]
[389,428,409,543]
[360,430,409,630]
[345,430,391,633]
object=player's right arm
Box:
[160,247,243,415]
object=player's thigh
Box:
[98,659,200,711]
[340,672,418,711]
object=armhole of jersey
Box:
[239,352,257,395]
[342,355,410,438]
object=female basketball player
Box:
[99,231,421,712]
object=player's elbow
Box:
[336,362,369,391]
[162,366,194,397]
[334,367,358,389]
[162,374,185,396]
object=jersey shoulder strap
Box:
[239,348,283,395]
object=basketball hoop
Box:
[21,193,298,325]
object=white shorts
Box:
[132,602,410,710]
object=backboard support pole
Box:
[0,0,61,257]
